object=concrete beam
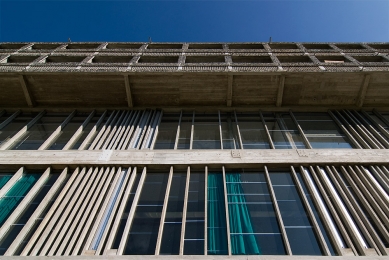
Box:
[1,149,389,166]
[227,75,233,107]
[276,75,285,107]
[124,75,133,108]
[357,74,371,107]
[19,75,35,107]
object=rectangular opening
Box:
[147,44,183,49]
[231,56,273,63]
[105,43,143,49]
[185,56,225,63]
[0,44,27,50]
[316,55,350,63]
[277,55,312,63]
[46,56,86,63]
[228,44,265,50]
[368,44,389,50]
[335,44,365,50]
[303,44,333,50]
[92,56,133,63]
[188,44,223,49]
[7,56,40,63]
[32,44,61,50]
[137,56,179,63]
[352,56,387,63]
[66,43,100,49]
[269,43,299,49]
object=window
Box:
[137,56,179,63]
[66,43,100,49]
[277,56,313,63]
[7,56,40,63]
[232,56,273,63]
[46,56,86,63]
[351,56,388,63]
[303,44,333,50]
[92,56,133,63]
[31,44,61,50]
[185,56,225,63]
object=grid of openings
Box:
[0,165,387,256]
[3,109,389,151]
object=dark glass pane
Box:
[286,227,322,255]
[177,114,192,149]
[193,113,220,149]
[0,224,23,255]
[0,113,37,146]
[220,112,240,149]
[0,174,12,189]
[154,113,179,149]
[160,223,181,255]
[184,239,204,255]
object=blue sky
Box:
[0,0,388,42]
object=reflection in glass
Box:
[226,170,285,255]
[220,113,240,149]
[184,172,205,255]
[124,173,168,255]
[193,113,220,149]
[160,172,186,254]
[294,113,354,149]
[177,113,192,149]
[236,113,269,149]
[0,113,38,147]
[207,173,227,255]
[270,171,322,255]
[154,113,180,149]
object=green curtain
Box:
[0,174,39,226]
[226,173,261,255]
[207,173,228,255]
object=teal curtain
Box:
[0,175,12,189]
[207,173,228,255]
[0,174,39,226]
[226,173,261,255]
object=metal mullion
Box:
[136,110,155,150]
[222,166,231,255]
[0,110,46,150]
[21,167,82,256]
[363,166,389,203]
[46,167,99,256]
[372,166,389,193]
[154,166,173,255]
[361,110,389,141]
[30,167,88,256]
[128,110,148,149]
[260,111,275,149]
[107,111,132,150]
[81,167,119,254]
[0,167,51,235]
[290,166,330,255]
[117,167,147,255]
[38,110,77,150]
[0,110,21,130]
[316,166,367,255]
[310,166,357,255]
[120,110,140,150]
[233,111,243,149]
[334,110,371,149]
[336,166,389,254]
[94,111,120,150]
[174,111,183,150]
[204,166,208,255]
[56,167,105,255]
[326,166,380,255]
[102,167,136,255]
[328,110,362,149]
[275,112,297,149]
[66,166,112,256]
[140,110,158,150]
[380,166,389,180]
[218,111,223,149]
[102,111,127,150]
[264,166,292,255]
[355,166,389,213]
[289,110,312,149]
[63,110,96,150]
[299,166,344,256]
[372,109,389,128]
[179,166,191,255]
[352,110,389,148]
[189,111,195,150]
[78,110,107,150]
[5,167,69,256]
[88,111,115,150]
[149,110,163,150]
[94,167,128,255]
[342,110,381,149]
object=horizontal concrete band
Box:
[0,149,388,166]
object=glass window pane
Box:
[0,113,38,147]
[154,113,180,149]
[193,113,220,149]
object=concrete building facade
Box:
[0,42,389,258]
